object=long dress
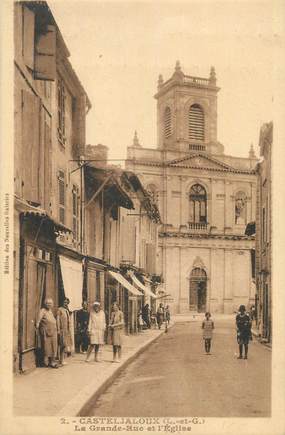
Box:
[57,307,72,351]
[110,310,124,346]
[37,308,57,358]
[88,310,106,345]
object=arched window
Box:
[235,191,246,224]
[164,107,172,138]
[189,184,207,223]
[189,104,205,141]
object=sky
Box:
[49,0,283,161]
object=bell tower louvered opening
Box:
[189,104,205,141]
[164,107,172,138]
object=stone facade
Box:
[126,62,257,314]
[255,122,272,342]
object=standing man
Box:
[142,304,151,329]
[236,305,252,360]
[76,301,89,353]
[57,298,72,366]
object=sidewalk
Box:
[13,326,168,417]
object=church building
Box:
[126,62,257,314]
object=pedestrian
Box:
[236,304,252,360]
[202,312,214,354]
[109,302,124,363]
[142,304,151,329]
[250,305,256,322]
[57,298,72,366]
[165,305,171,326]
[76,301,90,353]
[138,310,144,332]
[156,303,164,329]
[85,302,106,362]
[36,298,58,368]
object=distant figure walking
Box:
[202,312,214,354]
[165,305,171,326]
[142,304,151,329]
[86,302,106,362]
[156,303,164,329]
[236,305,252,360]
[109,303,124,363]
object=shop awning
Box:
[130,274,157,298]
[108,270,142,297]
[59,255,83,311]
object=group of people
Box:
[139,303,171,331]
[36,299,125,369]
[201,304,253,359]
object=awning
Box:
[59,255,83,311]
[130,274,157,298]
[108,270,142,297]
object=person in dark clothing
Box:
[156,303,165,329]
[142,304,151,329]
[76,301,90,353]
[236,305,252,359]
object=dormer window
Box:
[189,104,204,141]
[164,107,172,138]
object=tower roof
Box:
[154,62,220,99]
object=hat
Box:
[93,301,100,306]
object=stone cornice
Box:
[159,231,255,241]
[129,159,256,176]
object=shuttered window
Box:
[58,170,65,224]
[72,184,80,240]
[57,77,66,145]
[164,107,172,138]
[189,104,204,141]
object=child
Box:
[138,310,144,332]
[202,312,214,354]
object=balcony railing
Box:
[189,144,206,152]
[188,222,208,233]
[184,75,210,86]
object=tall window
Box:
[72,184,80,240]
[58,170,65,224]
[235,191,246,224]
[189,184,207,223]
[57,77,66,145]
[189,104,204,141]
[164,107,172,138]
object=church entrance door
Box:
[189,268,207,312]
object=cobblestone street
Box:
[87,316,271,417]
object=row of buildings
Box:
[13,1,163,373]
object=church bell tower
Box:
[155,61,224,155]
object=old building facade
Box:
[127,62,257,314]
[255,122,272,342]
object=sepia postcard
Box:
[0,0,285,434]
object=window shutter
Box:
[34,25,56,81]
[189,104,204,141]
[164,107,172,138]
[22,90,40,203]
[23,6,35,70]
[58,170,65,224]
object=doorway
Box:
[189,268,207,312]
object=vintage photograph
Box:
[4,0,284,432]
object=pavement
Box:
[13,325,169,417]
[13,313,271,417]
[86,315,271,417]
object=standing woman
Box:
[85,302,106,362]
[36,298,58,368]
[202,312,214,354]
[109,303,124,363]
[57,298,72,365]
[236,305,252,359]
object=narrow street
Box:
[86,316,271,417]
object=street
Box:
[86,316,271,417]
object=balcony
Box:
[189,144,206,152]
[188,222,208,233]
